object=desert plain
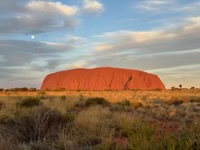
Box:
[0,89,199,150]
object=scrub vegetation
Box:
[0,89,199,150]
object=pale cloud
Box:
[27,1,78,17]
[0,0,106,34]
[95,45,113,51]
[70,60,88,68]
[0,0,79,34]
[83,0,104,14]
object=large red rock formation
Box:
[40,67,165,90]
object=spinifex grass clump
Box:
[0,107,68,143]
[16,97,42,108]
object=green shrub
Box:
[117,99,131,106]
[16,97,42,108]
[85,97,110,107]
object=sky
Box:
[0,0,200,89]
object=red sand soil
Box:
[41,67,165,91]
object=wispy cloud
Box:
[132,0,200,16]
[94,17,200,54]
[133,0,175,13]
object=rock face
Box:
[40,67,165,90]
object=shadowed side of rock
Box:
[40,67,165,90]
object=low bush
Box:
[76,97,110,108]
[16,97,42,108]
[117,99,131,106]
[85,97,110,107]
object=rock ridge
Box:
[40,67,165,90]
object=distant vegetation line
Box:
[0,86,199,92]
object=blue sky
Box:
[0,0,200,88]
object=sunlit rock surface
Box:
[41,67,165,90]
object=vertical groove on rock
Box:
[109,70,116,88]
[124,76,132,90]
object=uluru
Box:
[40,67,165,90]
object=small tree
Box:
[179,84,182,90]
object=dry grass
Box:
[0,89,199,103]
[0,89,199,149]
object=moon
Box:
[31,35,35,39]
